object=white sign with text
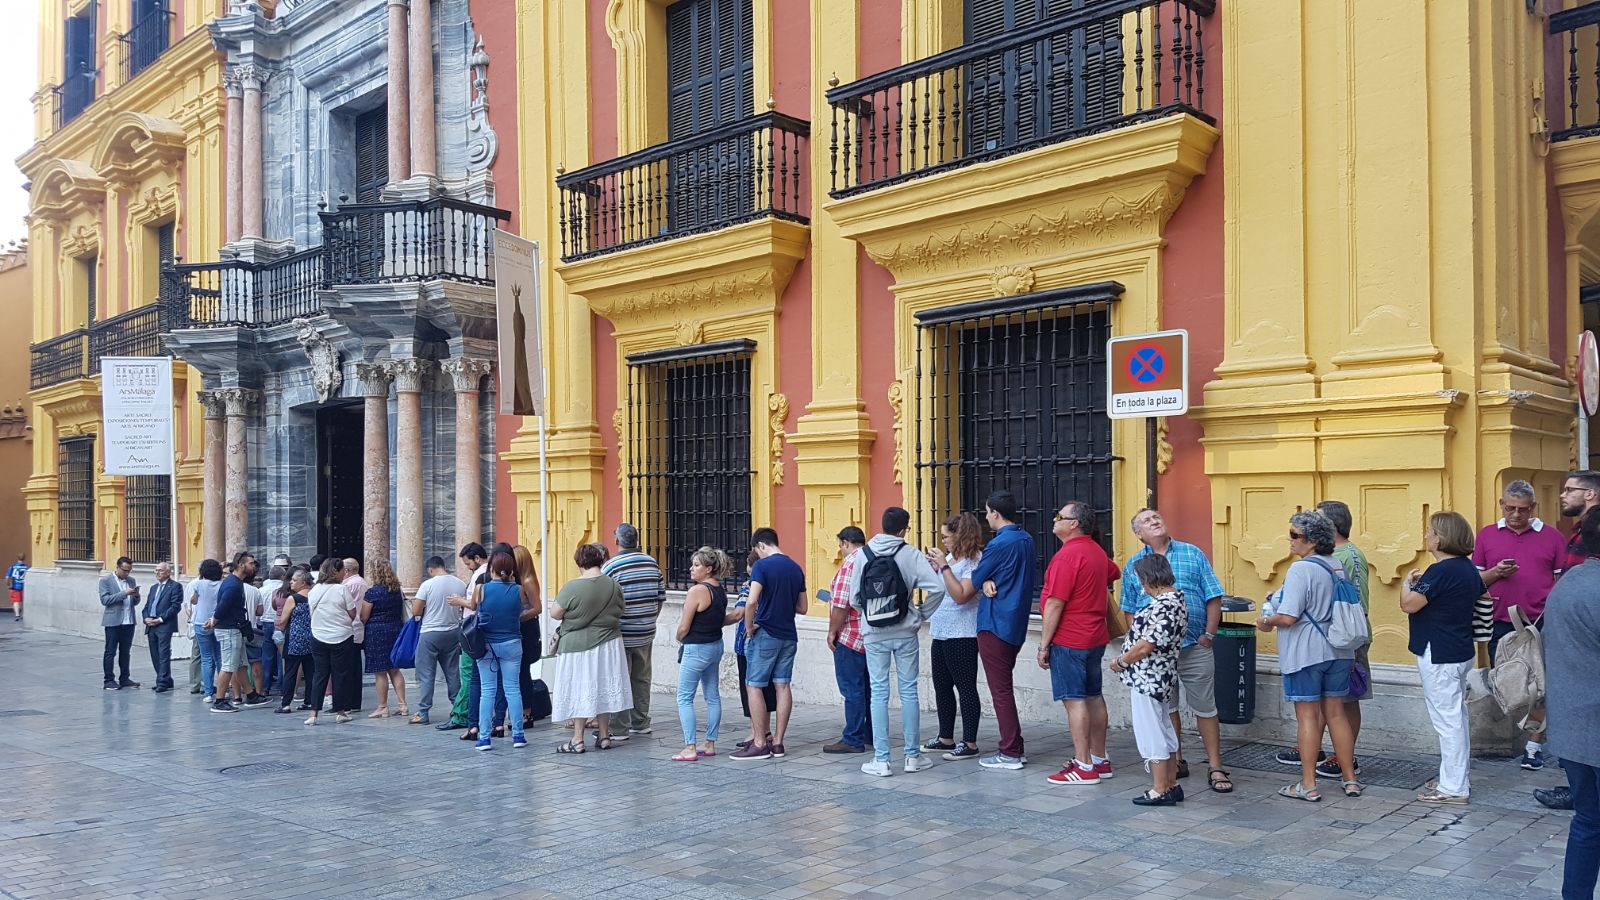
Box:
[101,356,174,475]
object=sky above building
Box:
[0,12,38,247]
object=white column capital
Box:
[384,358,430,393]
[212,387,261,418]
[439,357,493,393]
[234,63,269,92]
[223,71,243,98]
[196,390,227,419]
[355,362,395,397]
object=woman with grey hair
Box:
[1259,510,1362,800]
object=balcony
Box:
[825,0,1213,197]
[51,74,96,131]
[556,111,810,262]
[163,197,509,330]
[30,330,88,390]
[120,7,174,83]
[89,305,168,365]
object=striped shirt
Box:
[601,550,666,648]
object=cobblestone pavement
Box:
[0,622,1579,900]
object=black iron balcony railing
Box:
[89,305,168,367]
[556,111,810,262]
[164,246,325,329]
[30,330,89,390]
[120,7,174,83]
[52,74,96,130]
[1553,1,1600,141]
[321,195,510,285]
[826,0,1213,197]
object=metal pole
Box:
[168,358,181,573]
[1146,416,1159,510]
[538,413,550,656]
[1581,404,1590,472]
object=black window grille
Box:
[58,437,96,562]
[912,284,1120,600]
[124,475,170,564]
[59,0,98,126]
[665,0,755,231]
[625,340,754,590]
[121,0,170,82]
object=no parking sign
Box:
[1107,329,1188,418]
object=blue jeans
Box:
[1564,758,1600,900]
[865,635,920,762]
[677,641,723,746]
[476,639,523,738]
[191,625,219,697]
[259,622,279,695]
[833,643,871,746]
[467,657,507,729]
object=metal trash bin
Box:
[1213,596,1257,725]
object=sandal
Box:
[1416,788,1468,804]
[461,728,479,741]
[697,747,717,757]
[671,750,699,761]
[368,709,389,719]
[335,713,353,724]
[1342,780,1364,798]
[595,736,613,750]
[1208,768,1234,793]
[1277,783,1321,802]
[556,741,586,754]
[1176,758,1190,779]
[396,706,409,717]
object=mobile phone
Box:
[1501,558,1516,567]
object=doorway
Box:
[316,404,365,561]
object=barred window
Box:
[58,437,96,562]
[124,475,170,564]
[912,284,1119,602]
[625,340,754,590]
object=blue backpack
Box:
[1303,556,1370,651]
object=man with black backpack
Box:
[849,507,946,777]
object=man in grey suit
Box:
[99,557,141,690]
[141,562,183,693]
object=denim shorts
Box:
[1282,658,1352,702]
[743,631,797,688]
[215,628,246,671]
[1048,644,1105,701]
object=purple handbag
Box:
[1348,661,1370,699]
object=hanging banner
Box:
[101,356,174,475]
[493,231,546,417]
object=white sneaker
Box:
[904,755,933,773]
[629,727,652,735]
[202,694,214,704]
[860,760,893,777]
[322,697,333,711]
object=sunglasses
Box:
[1054,513,1077,522]
[1288,531,1305,541]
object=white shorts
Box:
[1131,690,1180,763]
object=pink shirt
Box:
[1470,519,1567,621]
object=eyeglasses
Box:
[1561,486,1591,494]
[1500,504,1533,514]
[1054,513,1078,522]
[1288,531,1305,541]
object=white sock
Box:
[1076,758,1095,770]
[1091,754,1108,765]
[1526,739,1544,755]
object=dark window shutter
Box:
[665,0,754,231]
[84,255,97,324]
[353,106,389,202]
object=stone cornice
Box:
[823,114,1218,285]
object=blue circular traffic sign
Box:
[1128,345,1165,385]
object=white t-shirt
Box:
[417,573,468,633]
[462,563,488,619]
[258,580,283,623]
[307,582,354,644]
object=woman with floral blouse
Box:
[1109,554,1188,806]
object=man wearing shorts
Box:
[1038,501,1119,785]
[1122,507,1231,793]
[209,551,258,713]
[730,528,807,761]
[7,553,27,621]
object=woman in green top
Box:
[549,543,631,752]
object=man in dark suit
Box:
[142,562,183,693]
[99,557,141,690]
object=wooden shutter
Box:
[665,0,755,231]
[353,106,389,202]
[83,255,97,324]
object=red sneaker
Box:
[1094,759,1115,779]
[1045,764,1100,786]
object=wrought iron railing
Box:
[164,246,325,329]
[120,7,174,83]
[52,75,96,130]
[1553,1,1600,141]
[826,0,1213,197]
[556,111,810,262]
[30,330,89,390]
[320,196,509,285]
[89,305,167,368]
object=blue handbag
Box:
[389,616,421,669]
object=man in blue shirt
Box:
[1121,508,1230,792]
[730,527,808,761]
[935,490,1036,770]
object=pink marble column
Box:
[441,358,492,553]
[239,64,266,240]
[387,358,428,590]
[386,0,411,183]
[407,0,436,178]
[216,388,259,556]
[356,363,393,567]
[224,74,243,244]
[198,391,226,562]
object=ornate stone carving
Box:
[354,362,393,398]
[440,357,494,393]
[589,270,777,319]
[385,358,430,393]
[991,264,1036,297]
[768,393,789,485]
[213,387,261,418]
[293,318,342,403]
[127,186,177,231]
[464,24,498,171]
[196,390,226,419]
[1156,418,1173,476]
[61,224,100,258]
[613,408,626,490]
[674,319,705,345]
[222,70,242,98]
[233,63,269,92]
[887,378,906,485]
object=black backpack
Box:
[858,542,912,628]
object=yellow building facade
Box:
[21,0,223,610]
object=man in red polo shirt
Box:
[1037,500,1120,785]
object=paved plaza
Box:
[0,621,1580,900]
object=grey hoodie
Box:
[848,533,947,642]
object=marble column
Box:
[224,74,243,244]
[215,387,260,557]
[198,391,226,562]
[356,363,393,566]
[387,358,428,590]
[386,0,411,183]
[239,64,266,240]
[407,0,437,178]
[441,358,492,554]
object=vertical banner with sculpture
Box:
[493,231,545,417]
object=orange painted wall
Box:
[770,0,812,549]
[589,0,626,548]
